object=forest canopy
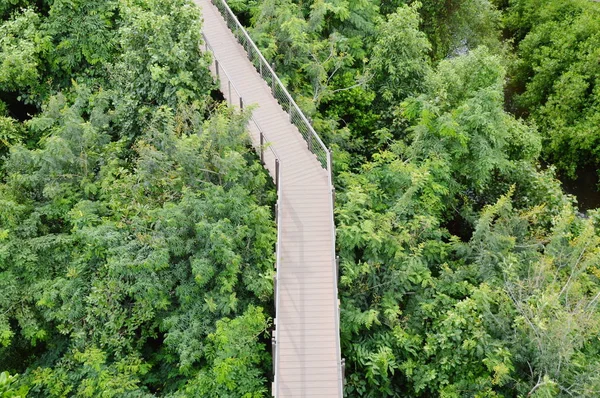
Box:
[0,0,275,396]
[1,0,600,397]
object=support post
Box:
[332,187,336,210]
[240,97,244,109]
[228,81,232,104]
[215,60,219,78]
[260,132,264,164]
[328,149,334,185]
[275,159,280,191]
[271,334,277,378]
[271,75,275,95]
[271,65,276,95]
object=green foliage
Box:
[370,3,431,104]
[336,39,597,398]
[0,114,24,156]
[45,0,117,77]
[114,0,214,109]
[179,306,270,397]
[505,0,600,178]
[0,8,50,95]
[30,349,152,397]
[0,94,276,394]
[403,47,540,201]
[0,372,29,398]
[381,0,503,59]
[3,0,600,397]
[0,0,275,396]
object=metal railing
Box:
[211,0,332,172]
[203,35,281,175]
[204,1,342,396]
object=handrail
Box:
[202,35,281,170]
[204,2,343,396]
[210,0,331,171]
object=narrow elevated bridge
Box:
[194,0,343,396]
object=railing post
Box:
[272,333,277,377]
[271,64,276,95]
[215,60,219,78]
[336,256,340,281]
[341,358,346,386]
[308,133,313,152]
[332,187,336,210]
[240,97,244,109]
[271,74,275,95]
[228,81,232,104]
[260,131,264,164]
[328,149,333,185]
[275,159,280,191]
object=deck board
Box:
[195,1,342,397]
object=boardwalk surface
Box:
[194,1,342,397]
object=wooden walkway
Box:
[195,1,342,397]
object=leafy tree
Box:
[505,0,600,178]
[178,306,270,397]
[335,44,597,397]
[0,8,51,98]
[0,1,276,396]
[370,3,431,105]
[380,0,503,60]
